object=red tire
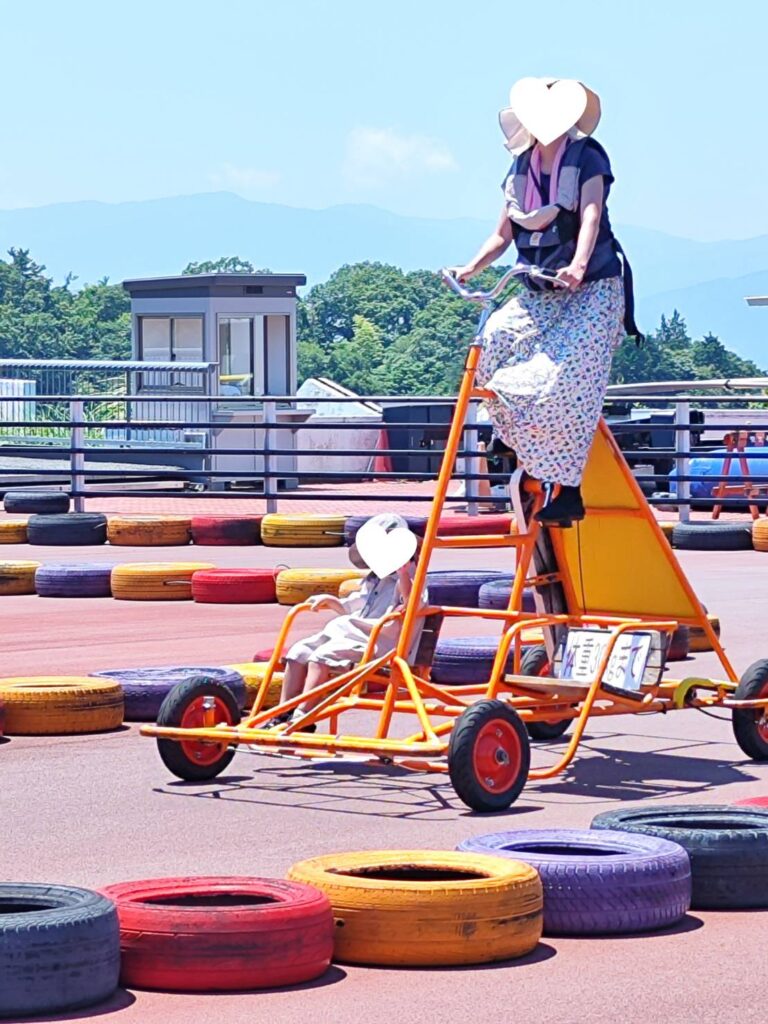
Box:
[101,876,333,991]
[190,516,263,546]
[0,698,5,737]
[437,513,515,536]
[253,646,287,665]
[734,796,768,808]
[191,569,278,604]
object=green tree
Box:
[182,256,267,275]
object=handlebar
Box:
[441,265,560,303]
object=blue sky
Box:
[1,0,766,241]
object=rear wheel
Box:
[448,700,530,812]
[732,660,768,761]
[520,646,572,741]
[156,678,240,781]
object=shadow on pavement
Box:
[18,988,136,1021]
[564,913,704,941]
[156,759,545,820]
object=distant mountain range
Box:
[1,192,767,363]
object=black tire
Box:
[432,636,515,685]
[591,803,768,909]
[156,677,241,781]
[477,577,536,612]
[0,883,119,1017]
[732,659,768,760]
[672,521,753,551]
[27,513,108,546]
[665,624,691,662]
[520,646,572,741]
[448,699,530,812]
[3,489,70,514]
[457,828,691,935]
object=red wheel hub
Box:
[472,719,522,794]
[179,696,233,766]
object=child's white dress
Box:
[286,568,423,669]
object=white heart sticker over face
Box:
[355,521,417,579]
[510,78,587,146]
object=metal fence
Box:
[2,376,768,518]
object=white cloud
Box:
[343,127,458,186]
[209,163,280,192]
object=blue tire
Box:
[35,563,113,598]
[425,570,510,608]
[92,666,246,721]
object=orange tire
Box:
[0,677,123,734]
[0,560,40,595]
[111,562,215,600]
[0,520,28,544]
[107,516,192,546]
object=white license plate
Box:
[560,629,653,691]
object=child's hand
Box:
[307,594,344,613]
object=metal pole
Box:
[264,399,278,514]
[70,399,85,512]
[676,400,690,523]
[464,400,479,517]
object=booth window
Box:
[138,317,203,362]
[219,317,262,396]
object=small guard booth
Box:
[122,272,308,487]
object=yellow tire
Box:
[107,515,192,546]
[753,519,768,552]
[111,562,215,600]
[657,520,675,541]
[0,560,41,595]
[0,677,124,734]
[275,568,365,606]
[689,614,721,653]
[0,519,28,544]
[261,514,347,547]
[226,662,283,709]
[288,850,542,966]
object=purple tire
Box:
[477,576,536,612]
[425,569,511,609]
[92,666,245,721]
[432,636,515,685]
[457,828,691,935]
[35,564,113,598]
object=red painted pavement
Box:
[1,537,768,1023]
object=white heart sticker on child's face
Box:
[510,78,587,146]
[355,522,417,579]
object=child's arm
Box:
[396,565,413,603]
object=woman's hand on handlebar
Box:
[554,262,586,290]
[447,265,476,285]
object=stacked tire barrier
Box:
[0,678,123,734]
[35,563,113,598]
[107,516,192,546]
[262,513,346,547]
[3,490,70,514]
[276,568,365,605]
[93,667,246,720]
[111,562,215,601]
[190,515,264,545]
[191,568,278,604]
[0,560,40,595]
[425,569,511,608]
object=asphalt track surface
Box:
[2,535,768,1024]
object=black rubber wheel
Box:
[520,646,572,741]
[0,883,119,1017]
[156,677,241,781]
[591,803,768,909]
[665,624,691,662]
[3,489,70,514]
[672,521,753,551]
[27,513,108,546]
[448,699,530,812]
[732,659,768,761]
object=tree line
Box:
[0,249,761,391]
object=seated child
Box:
[268,513,423,729]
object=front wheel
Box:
[448,700,530,812]
[156,677,240,780]
[732,660,768,761]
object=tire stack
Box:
[0,519,28,544]
[261,513,347,547]
[3,490,70,515]
[275,568,366,605]
[425,569,513,608]
[191,568,278,604]
[93,666,246,720]
[0,678,123,734]
[3,491,109,547]
[111,562,214,601]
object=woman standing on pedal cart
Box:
[453,77,642,527]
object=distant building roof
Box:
[745,296,768,305]
[122,273,306,299]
